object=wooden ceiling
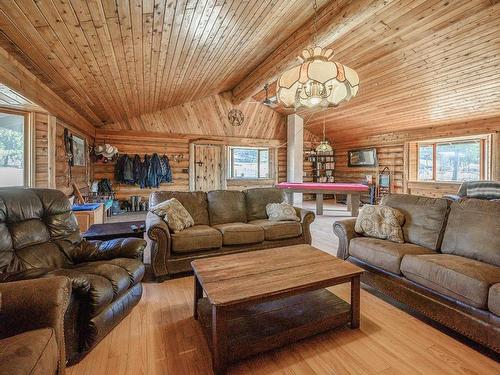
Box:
[0,0,498,142]
[0,0,328,127]
[250,0,500,143]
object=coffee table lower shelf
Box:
[197,288,351,364]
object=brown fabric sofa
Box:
[0,276,71,375]
[334,194,500,352]
[0,188,146,364]
[146,188,315,280]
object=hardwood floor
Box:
[69,201,500,375]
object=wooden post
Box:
[211,305,227,375]
[351,275,360,329]
[193,274,202,320]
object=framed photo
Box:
[71,135,86,166]
[348,148,377,167]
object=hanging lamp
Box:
[315,110,333,152]
[276,0,359,109]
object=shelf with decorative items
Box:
[306,149,335,183]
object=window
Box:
[416,136,489,182]
[418,145,433,181]
[228,147,270,179]
[0,111,29,187]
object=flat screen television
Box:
[348,148,377,167]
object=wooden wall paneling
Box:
[34,112,48,188]
[94,128,291,201]
[332,119,500,198]
[55,119,93,196]
[47,114,56,188]
[103,93,287,140]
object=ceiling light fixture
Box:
[315,109,333,153]
[276,0,360,109]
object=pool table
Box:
[277,182,369,216]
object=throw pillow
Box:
[355,205,405,243]
[150,198,194,233]
[266,202,300,222]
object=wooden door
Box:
[194,144,222,191]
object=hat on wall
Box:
[94,144,118,158]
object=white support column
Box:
[287,114,303,205]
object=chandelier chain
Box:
[312,0,318,47]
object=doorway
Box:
[191,143,223,191]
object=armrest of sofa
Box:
[146,211,172,279]
[294,207,315,244]
[442,194,463,202]
[72,238,146,263]
[0,267,52,283]
[0,276,71,375]
[333,218,360,260]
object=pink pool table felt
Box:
[277,182,368,192]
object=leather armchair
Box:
[0,188,146,364]
[0,276,71,375]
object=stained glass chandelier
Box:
[276,1,359,109]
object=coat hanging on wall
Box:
[115,153,173,189]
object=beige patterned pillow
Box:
[150,198,194,233]
[266,202,300,222]
[355,205,405,243]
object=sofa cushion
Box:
[150,198,194,233]
[381,194,449,250]
[401,254,500,309]
[266,202,300,222]
[488,284,500,316]
[441,199,500,267]
[0,328,58,375]
[245,187,285,221]
[149,191,209,225]
[250,219,302,241]
[355,205,405,243]
[208,190,247,225]
[213,223,264,245]
[171,225,222,253]
[349,237,435,275]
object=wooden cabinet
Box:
[73,204,104,233]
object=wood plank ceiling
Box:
[0,0,498,143]
[0,0,328,127]
[252,0,500,143]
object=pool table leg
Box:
[316,193,323,215]
[350,194,360,216]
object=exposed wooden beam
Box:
[231,0,394,104]
[0,45,95,137]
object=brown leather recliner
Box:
[0,188,146,364]
[0,277,71,375]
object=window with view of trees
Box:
[229,147,270,179]
[417,137,487,182]
[0,112,27,187]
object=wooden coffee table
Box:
[191,244,364,374]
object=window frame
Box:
[227,146,272,180]
[0,108,33,187]
[416,136,489,183]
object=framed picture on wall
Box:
[348,148,377,167]
[71,135,86,166]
